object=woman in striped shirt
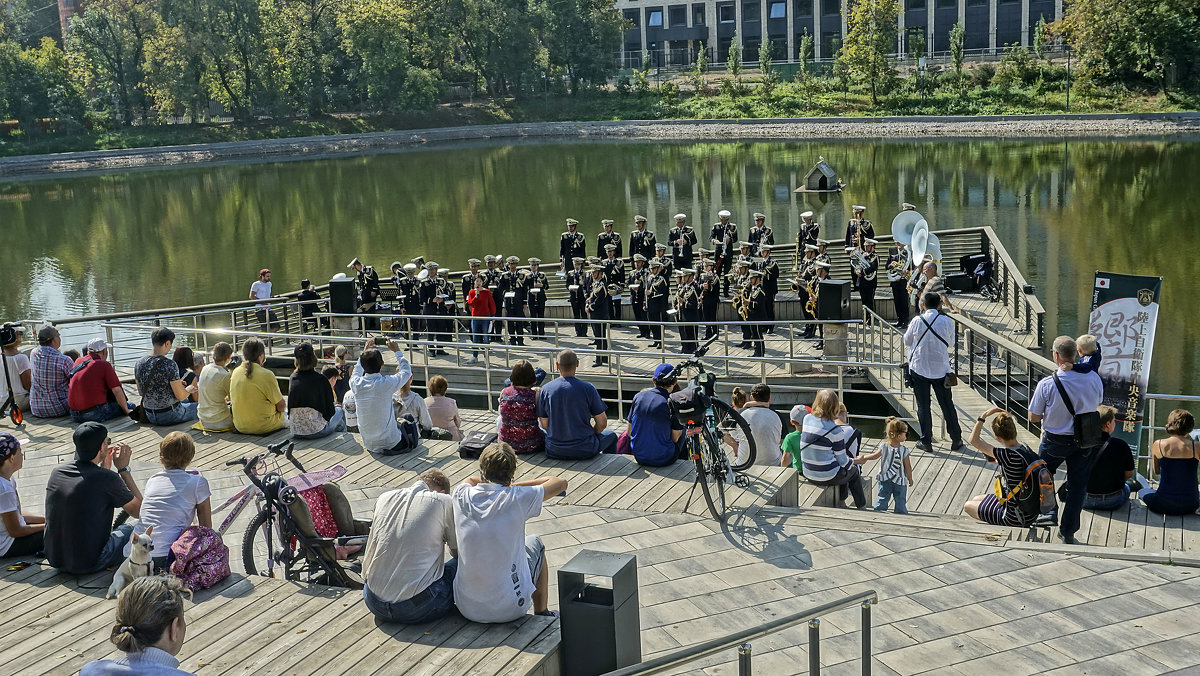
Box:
[800,390,867,508]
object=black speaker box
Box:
[328,277,358,315]
[959,253,988,273]
[946,272,975,292]
[817,279,852,320]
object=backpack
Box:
[169,526,231,591]
[994,444,1057,518]
[458,431,498,459]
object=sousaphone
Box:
[890,210,925,247]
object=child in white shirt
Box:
[855,417,914,514]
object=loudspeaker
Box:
[959,253,988,273]
[328,277,358,315]
[946,272,974,292]
[817,279,852,320]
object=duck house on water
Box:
[795,157,844,193]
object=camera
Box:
[0,322,24,347]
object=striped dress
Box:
[799,415,851,481]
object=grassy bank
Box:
[1,76,1197,159]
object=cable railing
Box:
[603,590,878,676]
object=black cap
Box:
[300,279,310,288]
[73,422,108,462]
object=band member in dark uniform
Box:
[483,255,504,342]
[887,245,912,328]
[736,241,756,271]
[746,270,768,357]
[853,239,880,315]
[699,258,721,340]
[419,262,448,356]
[602,244,625,322]
[760,247,780,332]
[644,260,669,349]
[815,239,832,267]
[675,268,701,355]
[566,257,589,337]
[396,263,421,342]
[628,254,649,338]
[797,211,820,248]
[652,243,673,282]
[630,215,656,261]
[461,258,484,302]
[844,205,875,248]
[809,261,831,348]
[586,265,611,366]
[749,213,774,255]
[597,219,622,259]
[669,213,697,272]
[731,260,753,348]
[792,245,819,338]
[524,257,548,338]
[710,210,737,296]
[559,218,586,274]
[498,256,527,345]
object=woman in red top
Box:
[466,276,495,364]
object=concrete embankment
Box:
[2,113,1199,180]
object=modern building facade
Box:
[620,0,1062,67]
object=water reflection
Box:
[2,138,1198,393]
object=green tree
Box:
[0,37,85,133]
[0,0,63,47]
[758,39,775,99]
[689,43,708,93]
[66,0,159,126]
[840,0,900,106]
[907,27,925,61]
[727,32,741,81]
[142,22,208,121]
[543,0,625,94]
[948,22,965,91]
[1032,16,1046,60]
[263,0,340,115]
[338,0,439,110]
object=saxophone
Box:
[805,279,818,316]
[732,286,749,320]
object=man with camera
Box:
[628,364,685,467]
[902,292,964,453]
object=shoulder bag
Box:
[902,313,958,388]
[1051,372,1103,449]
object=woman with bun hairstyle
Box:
[82,576,193,675]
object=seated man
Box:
[628,364,684,467]
[726,383,783,467]
[1080,405,1136,511]
[68,339,133,423]
[45,422,143,574]
[452,443,565,623]
[197,342,234,431]
[361,469,458,624]
[537,350,617,460]
[29,326,73,418]
[351,338,414,455]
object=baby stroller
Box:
[229,442,371,589]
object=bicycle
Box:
[669,334,758,522]
[223,441,367,588]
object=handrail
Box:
[45,288,325,326]
[981,226,1045,346]
[603,590,878,676]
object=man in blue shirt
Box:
[537,350,616,460]
[629,364,685,467]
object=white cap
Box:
[403,263,417,272]
[566,218,579,226]
[901,202,916,210]
[674,213,687,221]
[814,261,832,269]
[804,244,819,251]
[753,212,766,219]
[801,211,814,219]
[86,337,111,353]
[865,238,878,245]
[789,404,808,424]
[718,210,731,218]
[852,205,866,211]
[817,239,829,246]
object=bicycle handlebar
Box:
[226,441,299,475]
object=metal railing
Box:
[980,226,1045,346]
[604,590,877,676]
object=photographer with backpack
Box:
[963,407,1054,528]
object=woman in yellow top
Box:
[230,338,286,435]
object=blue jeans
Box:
[293,407,346,440]
[874,480,909,514]
[91,524,134,573]
[145,401,199,426]
[1039,434,1099,539]
[597,429,619,455]
[363,560,457,624]
[71,401,132,423]
[471,319,490,358]
[1083,484,1130,511]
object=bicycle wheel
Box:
[712,398,757,471]
[242,510,288,578]
[693,439,727,522]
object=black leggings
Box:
[5,531,43,558]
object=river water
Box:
[2,137,1197,395]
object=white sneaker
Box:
[464,357,477,364]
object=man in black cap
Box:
[44,423,143,574]
[297,279,324,332]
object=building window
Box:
[906,0,925,9]
[822,0,840,15]
[967,0,986,5]
[769,2,787,19]
[693,4,706,25]
[795,0,813,16]
[936,0,956,7]
[743,1,760,21]
[648,10,663,27]
[669,6,687,26]
[719,4,735,22]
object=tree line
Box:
[0,0,626,132]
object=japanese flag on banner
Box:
[1095,277,1110,289]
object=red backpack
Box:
[169,526,231,591]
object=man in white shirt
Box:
[351,338,414,454]
[1028,335,1104,545]
[903,292,964,452]
[248,268,277,332]
[726,383,782,467]
[361,469,458,624]
[453,443,566,623]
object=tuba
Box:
[847,246,869,276]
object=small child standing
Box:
[780,405,806,475]
[332,346,351,403]
[1073,334,1102,374]
[855,417,914,514]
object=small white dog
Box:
[106,526,155,600]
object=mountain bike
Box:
[669,335,757,522]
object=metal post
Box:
[738,643,753,676]
[808,619,821,676]
[617,353,625,421]
[485,343,493,412]
[861,600,872,676]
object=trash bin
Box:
[558,550,640,676]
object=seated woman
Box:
[799,389,866,508]
[0,433,45,558]
[229,338,286,435]
[498,361,544,454]
[1,328,32,412]
[137,432,211,571]
[81,577,191,676]
[424,375,463,441]
[963,407,1039,527]
[171,347,198,402]
[1142,408,1200,516]
[394,379,432,434]
[288,343,345,440]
